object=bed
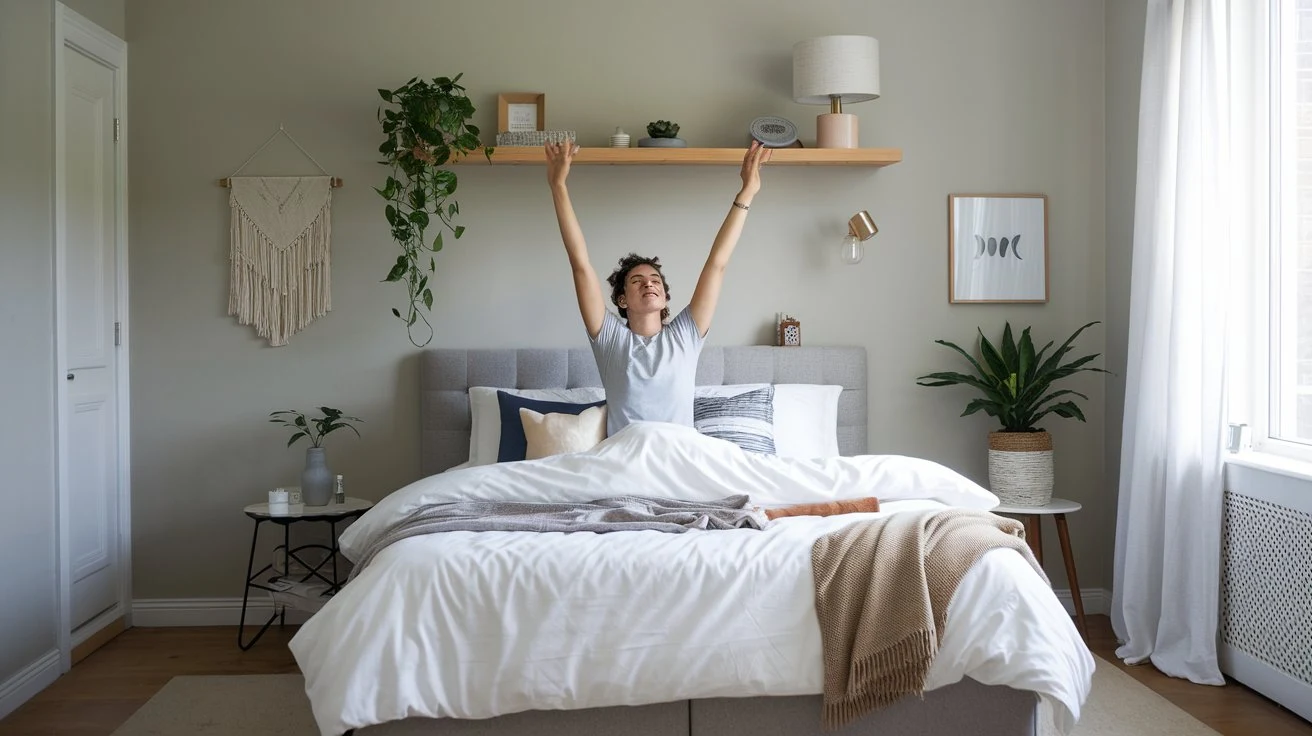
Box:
[288,346,1092,736]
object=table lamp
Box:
[792,35,881,148]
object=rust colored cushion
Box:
[765,497,880,520]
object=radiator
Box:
[1220,466,1312,724]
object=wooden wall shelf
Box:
[453,147,902,167]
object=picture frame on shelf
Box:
[947,193,1049,304]
[497,93,545,133]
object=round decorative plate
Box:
[749,116,798,148]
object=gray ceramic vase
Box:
[637,137,687,148]
[301,447,333,506]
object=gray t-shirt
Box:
[589,306,705,436]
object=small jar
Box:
[268,487,290,516]
[333,475,345,504]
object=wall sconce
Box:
[841,211,878,265]
[792,35,881,148]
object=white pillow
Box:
[520,406,607,460]
[693,384,843,458]
[773,384,843,458]
[468,386,606,467]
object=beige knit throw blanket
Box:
[810,508,1046,729]
[228,176,332,346]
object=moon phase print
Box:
[948,194,1049,303]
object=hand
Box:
[545,141,580,188]
[737,141,772,201]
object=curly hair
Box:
[607,253,670,322]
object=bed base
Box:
[355,679,1039,736]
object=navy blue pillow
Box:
[496,391,607,463]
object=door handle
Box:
[66,373,74,380]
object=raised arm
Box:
[546,141,607,339]
[688,142,771,337]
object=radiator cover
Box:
[1220,487,1312,721]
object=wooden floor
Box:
[1,615,1308,735]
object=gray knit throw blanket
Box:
[347,494,766,580]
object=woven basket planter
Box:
[987,430,1054,506]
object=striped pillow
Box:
[693,386,776,454]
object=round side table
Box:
[238,497,373,650]
[992,497,1087,641]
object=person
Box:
[545,140,771,436]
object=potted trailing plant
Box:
[638,119,686,148]
[916,322,1106,506]
[269,407,363,506]
[377,74,492,346]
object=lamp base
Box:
[815,113,858,148]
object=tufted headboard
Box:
[419,346,868,475]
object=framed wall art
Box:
[497,93,545,133]
[947,193,1049,303]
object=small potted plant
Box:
[915,322,1106,506]
[638,119,686,148]
[269,407,363,506]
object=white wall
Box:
[126,0,1110,600]
[0,0,124,716]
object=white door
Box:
[60,25,124,638]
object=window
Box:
[1267,0,1312,459]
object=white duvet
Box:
[290,423,1093,736]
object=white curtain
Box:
[1111,0,1234,686]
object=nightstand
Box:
[237,497,373,650]
[991,497,1087,641]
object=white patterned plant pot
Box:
[987,430,1054,506]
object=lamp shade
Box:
[792,35,881,105]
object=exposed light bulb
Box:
[840,234,864,265]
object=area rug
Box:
[111,656,1220,735]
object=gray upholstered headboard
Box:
[419,346,868,475]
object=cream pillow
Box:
[519,406,607,460]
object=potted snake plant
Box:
[916,321,1106,506]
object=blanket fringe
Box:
[227,199,331,346]
[821,630,935,730]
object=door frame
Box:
[53,2,130,672]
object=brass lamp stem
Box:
[829,95,843,114]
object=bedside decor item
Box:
[495,130,575,147]
[915,321,1106,505]
[268,488,290,516]
[609,127,631,148]
[793,35,881,148]
[222,125,341,347]
[269,407,363,506]
[749,116,799,148]
[377,75,491,346]
[777,314,801,346]
[948,194,1049,303]
[638,120,686,147]
[497,92,546,132]
[840,210,879,265]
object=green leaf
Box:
[977,330,1009,385]
[453,225,465,238]
[286,432,306,447]
[1018,328,1036,386]
[391,307,402,318]
[378,88,393,102]
[408,210,430,228]
[961,398,1001,417]
[385,262,406,282]
[385,204,398,226]
[422,288,433,309]
[433,232,443,251]
[448,202,458,218]
[1000,323,1018,373]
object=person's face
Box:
[620,264,668,316]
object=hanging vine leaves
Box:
[376,75,493,346]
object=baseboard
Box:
[1054,587,1110,617]
[132,598,315,627]
[0,650,60,721]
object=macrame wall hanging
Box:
[219,125,343,347]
